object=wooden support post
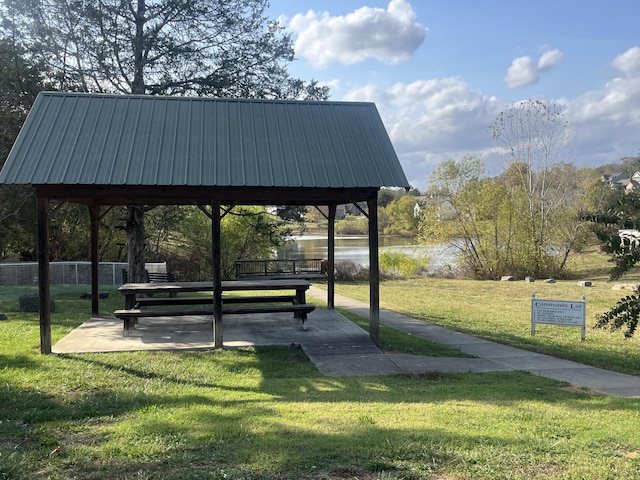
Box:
[367,196,380,346]
[327,204,336,309]
[211,199,223,348]
[89,205,100,317]
[37,197,52,354]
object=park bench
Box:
[114,303,315,335]
[115,279,315,336]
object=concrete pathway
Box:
[306,286,640,398]
[52,286,640,398]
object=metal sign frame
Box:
[531,293,586,341]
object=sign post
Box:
[531,293,586,341]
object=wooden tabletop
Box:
[118,279,311,295]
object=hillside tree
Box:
[490,99,574,275]
[2,0,329,280]
[0,38,49,258]
[588,173,640,337]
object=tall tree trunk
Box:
[126,0,147,283]
[126,205,146,282]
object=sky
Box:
[268,0,640,190]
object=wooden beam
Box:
[211,199,223,348]
[35,185,380,206]
[89,205,100,316]
[367,196,380,346]
[37,197,52,354]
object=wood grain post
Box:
[37,196,51,354]
[327,204,336,309]
[211,199,223,348]
[367,196,380,346]
[89,205,100,317]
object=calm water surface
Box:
[277,235,454,270]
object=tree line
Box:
[2,2,640,336]
[0,0,325,280]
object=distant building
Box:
[602,171,640,192]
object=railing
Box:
[235,258,326,280]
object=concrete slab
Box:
[453,342,551,359]
[490,355,592,371]
[51,286,640,398]
[529,367,640,395]
[304,350,403,376]
[53,308,371,354]
[386,354,514,374]
[308,286,640,398]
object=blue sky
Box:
[269,0,640,189]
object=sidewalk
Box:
[305,286,640,398]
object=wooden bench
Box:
[135,294,298,308]
[116,279,314,336]
[115,303,315,336]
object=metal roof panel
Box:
[0,92,409,190]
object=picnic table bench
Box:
[115,279,315,336]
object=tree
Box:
[419,155,590,279]
[171,205,291,280]
[0,38,49,259]
[419,156,518,279]
[570,157,640,338]
[383,195,419,237]
[491,99,574,275]
[588,185,640,337]
[3,0,329,280]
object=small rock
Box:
[525,276,535,283]
[577,281,592,287]
[19,294,55,313]
[612,284,638,290]
[501,276,515,281]
[80,292,110,299]
[544,278,557,284]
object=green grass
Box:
[326,248,640,377]
[0,253,639,479]
[338,308,473,358]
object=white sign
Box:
[531,293,586,340]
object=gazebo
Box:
[0,92,410,353]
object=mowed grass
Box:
[0,252,639,479]
[331,248,640,377]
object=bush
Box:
[334,261,369,280]
[379,249,430,278]
[335,217,368,235]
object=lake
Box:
[276,235,455,271]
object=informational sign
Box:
[531,293,586,340]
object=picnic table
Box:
[115,279,315,336]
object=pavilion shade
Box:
[0,92,410,190]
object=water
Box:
[277,235,455,271]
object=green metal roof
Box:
[0,92,409,190]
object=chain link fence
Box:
[0,262,166,286]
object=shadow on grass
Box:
[1,346,637,479]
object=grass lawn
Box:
[0,252,640,479]
[329,247,640,377]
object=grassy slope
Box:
[0,252,639,479]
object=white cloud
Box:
[344,78,503,188]
[537,49,563,71]
[611,46,640,75]
[287,0,427,69]
[336,46,640,190]
[566,66,640,166]
[505,49,563,88]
